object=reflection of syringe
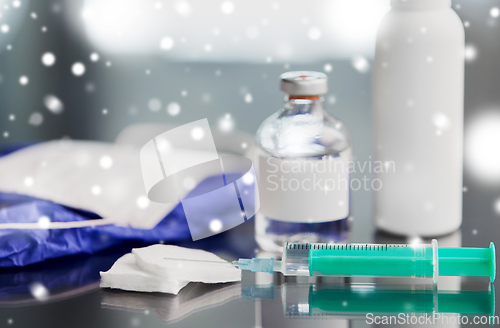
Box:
[304,284,495,319]
[233,240,496,283]
[242,283,496,320]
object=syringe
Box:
[233,240,496,283]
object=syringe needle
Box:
[161,257,234,265]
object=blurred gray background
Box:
[1,0,500,327]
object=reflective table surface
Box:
[0,217,497,328]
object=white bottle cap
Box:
[280,71,328,96]
[391,0,451,9]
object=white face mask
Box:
[0,139,174,229]
[0,123,254,231]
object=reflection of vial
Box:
[255,71,352,251]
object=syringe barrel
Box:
[280,242,495,282]
[308,243,435,278]
[281,243,310,276]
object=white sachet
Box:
[100,254,189,295]
[133,245,241,283]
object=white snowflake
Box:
[90,52,99,62]
[174,0,191,17]
[99,155,113,169]
[19,75,29,85]
[30,282,49,300]
[244,93,253,103]
[148,98,162,112]
[41,52,56,66]
[209,219,223,232]
[160,36,174,50]
[71,62,85,76]
[308,27,321,40]
[218,114,234,132]
[167,102,181,116]
[351,56,370,73]
[490,7,500,18]
[191,127,205,140]
[464,44,477,62]
[44,95,64,114]
[28,112,43,126]
[220,1,234,14]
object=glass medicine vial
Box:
[255,71,352,251]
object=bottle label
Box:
[258,151,351,223]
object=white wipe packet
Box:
[133,245,241,283]
[100,254,189,294]
[100,245,241,295]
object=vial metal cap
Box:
[280,71,328,96]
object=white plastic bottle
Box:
[255,71,352,251]
[373,0,464,236]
